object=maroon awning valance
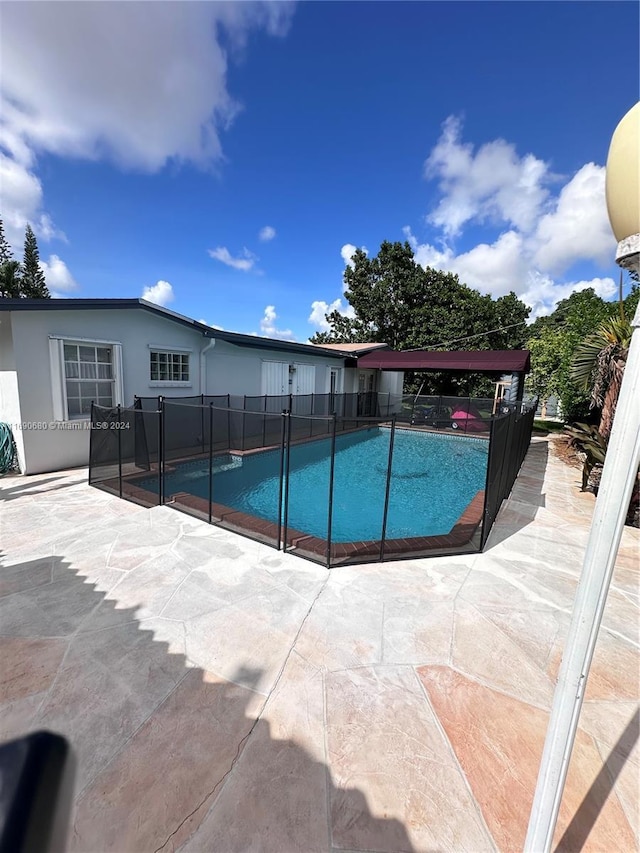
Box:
[357,349,531,373]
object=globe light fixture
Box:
[606,102,640,272]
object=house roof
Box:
[0,298,353,360]
[356,348,531,373]
[312,342,390,354]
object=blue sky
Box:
[1,1,638,340]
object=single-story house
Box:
[0,299,403,474]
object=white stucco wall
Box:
[342,367,359,394]
[205,341,344,398]
[377,371,404,397]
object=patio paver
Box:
[0,435,638,852]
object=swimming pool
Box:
[147,427,488,542]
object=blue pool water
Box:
[148,427,488,542]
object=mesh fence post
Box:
[201,394,205,455]
[158,397,164,505]
[242,395,246,451]
[89,402,95,485]
[480,415,497,549]
[117,404,123,499]
[282,412,292,551]
[326,413,337,569]
[277,412,287,550]
[208,403,214,524]
[379,414,396,562]
[499,407,516,501]
[262,396,267,448]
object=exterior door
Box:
[261,361,288,396]
[358,371,376,415]
[293,363,315,395]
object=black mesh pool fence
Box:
[90,393,537,565]
[480,400,537,548]
[89,403,163,507]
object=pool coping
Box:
[92,472,485,565]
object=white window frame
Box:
[49,336,124,421]
[148,344,193,388]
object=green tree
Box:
[528,287,613,340]
[0,260,24,298]
[22,224,50,298]
[525,287,624,421]
[311,240,530,395]
[0,218,12,265]
[526,329,565,403]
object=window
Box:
[64,343,114,417]
[49,337,123,421]
[150,351,190,383]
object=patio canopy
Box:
[357,349,531,373]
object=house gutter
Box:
[199,337,216,394]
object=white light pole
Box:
[524,101,640,852]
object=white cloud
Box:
[340,244,358,268]
[401,226,452,269]
[404,223,618,318]
[306,243,366,331]
[404,224,618,318]
[260,304,294,340]
[451,233,529,297]
[258,225,276,242]
[0,3,294,252]
[39,254,77,295]
[340,243,368,270]
[532,163,615,273]
[308,299,342,331]
[208,246,257,272]
[308,298,355,331]
[197,319,224,330]
[404,226,528,298]
[403,118,620,318]
[142,280,174,307]
[424,115,552,238]
[0,3,294,173]
[0,153,65,249]
[522,275,617,320]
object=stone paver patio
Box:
[0,436,638,852]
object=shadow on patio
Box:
[0,551,416,852]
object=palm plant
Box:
[564,423,608,491]
[570,314,632,441]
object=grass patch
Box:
[533,419,565,434]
